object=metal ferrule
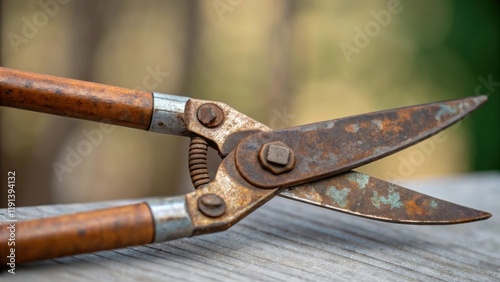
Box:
[149,92,189,135]
[146,196,194,242]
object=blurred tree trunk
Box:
[267,1,295,129]
[268,1,295,111]
[180,0,199,93]
[23,1,112,205]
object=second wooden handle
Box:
[0,203,154,264]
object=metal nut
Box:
[258,141,295,175]
[197,103,224,128]
[198,194,226,218]
[266,144,290,165]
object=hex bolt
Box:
[198,194,226,218]
[266,144,291,165]
[258,141,295,175]
[197,103,224,128]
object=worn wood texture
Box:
[0,67,153,129]
[0,203,154,264]
[1,173,499,281]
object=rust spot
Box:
[398,109,412,121]
[381,118,404,133]
[405,200,424,215]
[345,124,359,133]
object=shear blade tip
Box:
[474,95,488,105]
[479,211,492,220]
[459,210,492,224]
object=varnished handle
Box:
[0,67,153,129]
[0,203,154,264]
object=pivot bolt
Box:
[198,194,226,218]
[197,103,224,128]
[258,141,295,175]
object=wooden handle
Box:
[0,203,154,264]
[0,67,153,129]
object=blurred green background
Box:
[0,0,499,207]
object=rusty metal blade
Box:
[280,171,491,224]
[235,96,488,189]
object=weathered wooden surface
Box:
[1,173,499,281]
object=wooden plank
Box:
[1,173,499,281]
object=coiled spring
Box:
[188,137,211,189]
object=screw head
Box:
[198,194,226,218]
[258,141,295,175]
[197,103,224,128]
[266,144,290,165]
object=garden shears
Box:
[0,67,492,264]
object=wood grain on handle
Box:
[0,67,153,129]
[0,203,154,264]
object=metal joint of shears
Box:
[0,67,492,264]
[145,92,491,242]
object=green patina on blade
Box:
[280,171,491,225]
